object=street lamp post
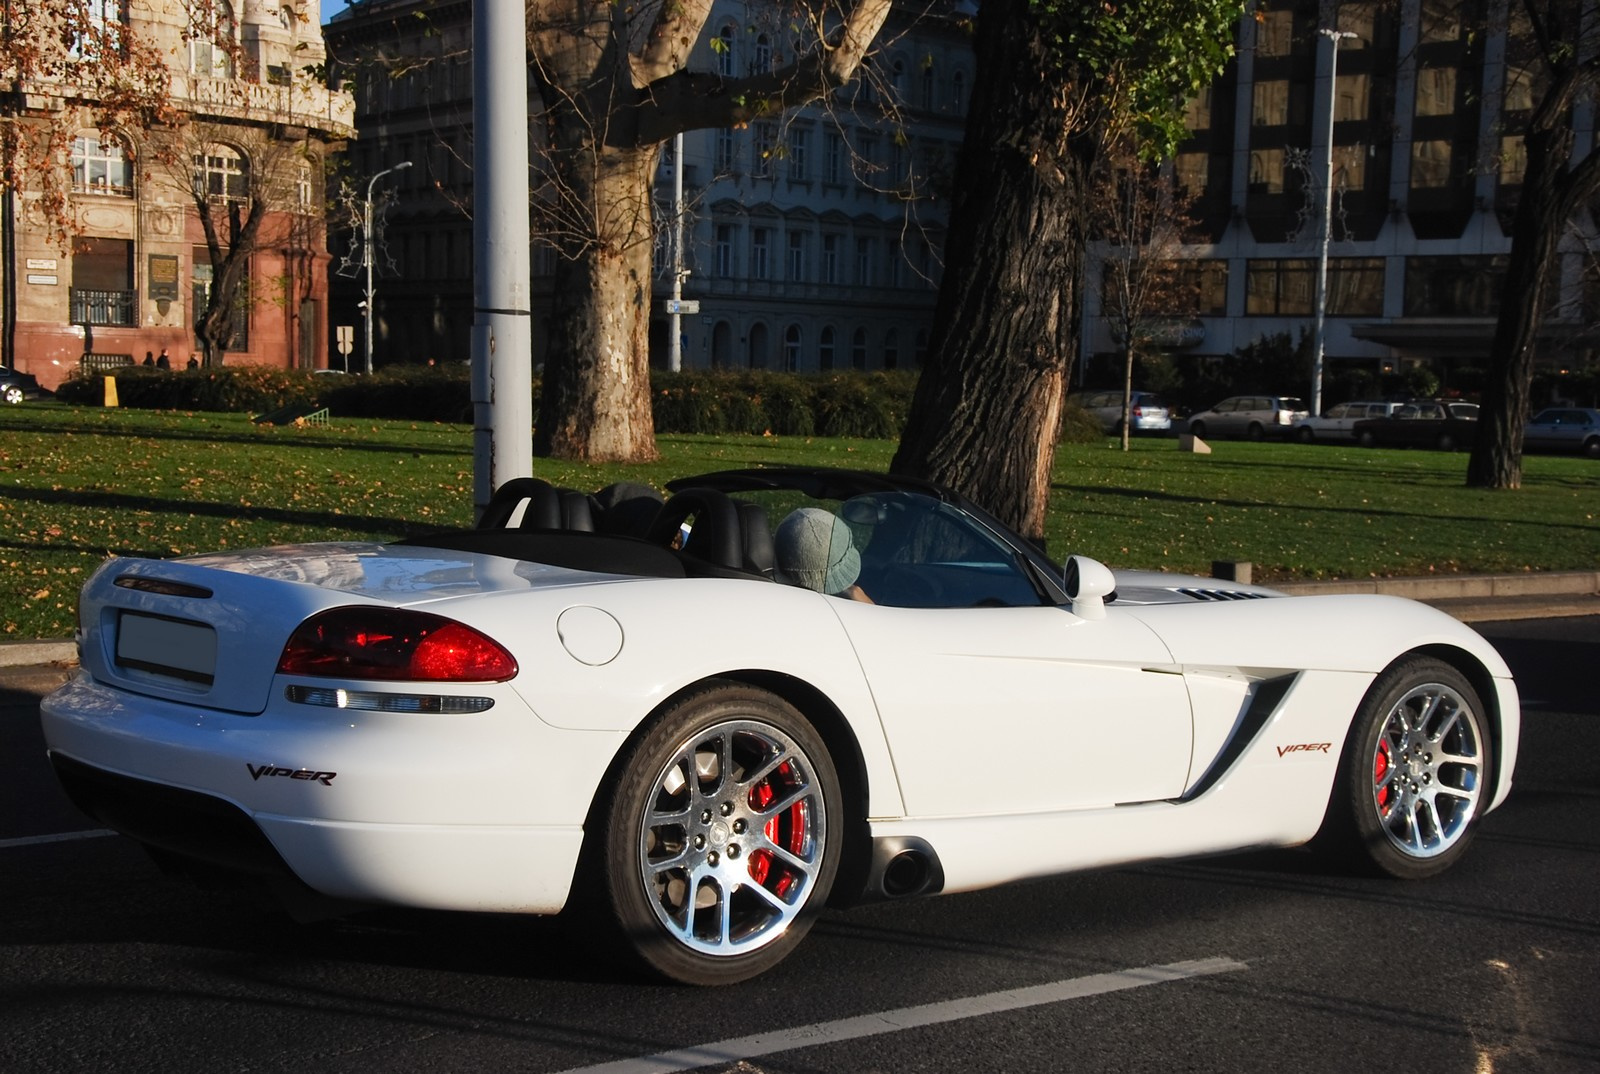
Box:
[1310,29,1356,418]
[363,160,412,375]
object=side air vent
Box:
[115,576,214,599]
[1175,588,1273,602]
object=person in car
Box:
[773,507,872,602]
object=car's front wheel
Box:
[1,385,22,405]
[597,683,841,985]
[1188,420,1207,439]
[1322,657,1492,880]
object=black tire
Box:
[1321,656,1492,880]
[596,683,841,985]
[1188,420,1207,439]
[1357,429,1377,448]
[1582,437,1600,459]
[1246,422,1265,441]
[1436,432,1456,452]
[1,385,22,405]
[1296,427,1314,444]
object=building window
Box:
[1332,144,1366,190]
[716,129,737,174]
[192,248,251,348]
[1411,139,1452,188]
[1257,9,1294,56]
[1419,0,1461,43]
[295,161,314,210]
[1415,67,1457,117]
[1248,148,1284,193]
[787,231,808,282]
[1499,136,1527,185]
[69,237,135,326]
[1246,259,1313,315]
[821,234,839,284]
[922,63,935,109]
[824,130,843,184]
[751,227,770,279]
[1184,87,1211,131]
[1176,152,1208,196]
[819,326,836,369]
[914,329,929,367]
[855,236,873,285]
[71,0,127,61]
[887,239,903,287]
[1252,81,1290,127]
[788,128,810,181]
[753,34,772,74]
[857,133,878,186]
[715,224,735,277]
[951,71,966,112]
[752,123,775,178]
[883,328,898,369]
[1327,258,1384,316]
[190,0,237,78]
[784,324,802,370]
[1334,73,1368,121]
[71,134,133,196]
[851,327,868,369]
[193,144,248,203]
[717,24,736,77]
[1404,256,1507,317]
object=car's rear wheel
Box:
[1582,437,1600,459]
[1357,429,1377,448]
[2,385,22,405]
[1188,420,1207,438]
[1436,431,1456,451]
[1322,657,1492,879]
[1246,422,1265,441]
[1297,427,1314,444]
[597,683,840,985]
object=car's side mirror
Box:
[1063,555,1116,620]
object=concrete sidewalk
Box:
[3,570,1594,669]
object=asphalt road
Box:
[3,617,1597,1074]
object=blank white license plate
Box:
[115,613,217,684]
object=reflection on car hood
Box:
[1110,568,1284,605]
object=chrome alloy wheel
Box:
[637,718,827,957]
[1370,682,1485,858]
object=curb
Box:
[3,572,1596,669]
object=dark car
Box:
[1,366,43,405]
[1353,401,1479,451]
[1524,407,1600,458]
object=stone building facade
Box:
[2,0,354,391]
[323,0,971,371]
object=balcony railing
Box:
[70,289,137,327]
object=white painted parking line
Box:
[556,955,1248,1074]
[0,829,117,850]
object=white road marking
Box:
[0,829,117,850]
[556,955,1248,1074]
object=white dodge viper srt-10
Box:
[41,467,1519,985]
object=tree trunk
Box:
[533,138,662,462]
[890,0,1091,546]
[1466,129,1569,489]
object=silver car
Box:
[1187,395,1309,440]
[1525,407,1600,458]
[1293,401,1405,443]
[1072,390,1172,434]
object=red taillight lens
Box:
[277,608,518,682]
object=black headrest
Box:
[478,477,594,532]
[645,487,746,572]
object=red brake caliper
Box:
[748,762,805,898]
[1373,741,1392,810]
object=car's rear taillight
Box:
[277,608,518,682]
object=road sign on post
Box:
[664,299,700,315]
[336,325,354,355]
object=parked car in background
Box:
[1524,407,1600,458]
[1186,395,1309,440]
[1353,401,1480,451]
[1070,389,1172,434]
[1,366,42,405]
[1293,401,1404,443]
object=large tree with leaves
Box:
[1468,0,1600,489]
[525,0,894,462]
[891,0,1241,543]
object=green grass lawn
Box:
[1,402,1596,639]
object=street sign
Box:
[664,299,700,315]
[336,325,354,355]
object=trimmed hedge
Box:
[55,364,1106,443]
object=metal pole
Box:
[363,160,411,375]
[669,132,685,373]
[471,0,534,518]
[1310,29,1355,418]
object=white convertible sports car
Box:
[41,467,1519,985]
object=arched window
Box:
[190,0,237,78]
[851,327,868,369]
[819,326,836,370]
[192,143,248,204]
[784,324,802,371]
[748,322,770,368]
[71,133,133,196]
[922,62,935,109]
[717,24,737,77]
[952,70,967,112]
[883,328,899,369]
[753,34,772,74]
